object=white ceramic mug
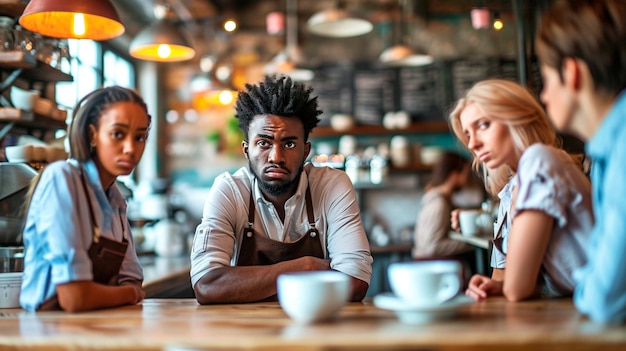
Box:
[277,271,350,324]
[459,209,482,237]
[388,260,461,307]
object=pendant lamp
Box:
[129,21,196,62]
[379,0,433,67]
[307,8,373,38]
[18,0,124,40]
[264,0,314,82]
[129,3,195,63]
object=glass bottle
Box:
[344,154,360,184]
[370,153,388,185]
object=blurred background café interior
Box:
[0,0,580,296]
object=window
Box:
[55,40,135,109]
[104,50,135,88]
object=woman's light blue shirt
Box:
[19,159,142,311]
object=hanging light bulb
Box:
[72,13,86,36]
[493,12,504,31]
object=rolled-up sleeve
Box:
[321,171,373,284]
[515,144,569,227]
[190,173,242,288]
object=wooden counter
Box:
[0,297,624,350]
[140,254,192,298]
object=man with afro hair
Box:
[191,75,372,304]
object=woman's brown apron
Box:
[38,167,128,310]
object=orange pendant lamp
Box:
[19,0,124,41]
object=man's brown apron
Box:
[237,184,324,267]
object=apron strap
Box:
[79,165,102,244]
[492,212,507,255]
[79,164,127,243]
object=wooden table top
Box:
[0,297,624,351]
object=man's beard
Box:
[249,161,304,197]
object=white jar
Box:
[389,136,411,168]
[369,154,388,184]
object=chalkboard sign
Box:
[352,66,397,125]
[397,63,447,122]
[450,58,501,100]
[308,64,353,125]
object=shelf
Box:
[0,111,66,140]
[310,122,449,138]
[0,0,25,17]
[0,52,72,83]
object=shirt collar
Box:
[587,89,626,158]
[70,158,126,209]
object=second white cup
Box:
[388,260,461,307]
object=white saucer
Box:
[373,293,473,324]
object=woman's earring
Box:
[90,142,96,152]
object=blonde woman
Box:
[449,79,593,302]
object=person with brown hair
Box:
[536,0,626,323]
[412,151,474,259]
[449,78,593,302]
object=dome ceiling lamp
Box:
[307,1,373,38]
[379,0,433,67]
[129,2,196,63]
[18,0,124,40]
[265,0,314,82]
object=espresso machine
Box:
[0,162,36,273]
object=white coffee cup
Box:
[277,271,350,324]
[388,260,461,307]
[459,209,482,237]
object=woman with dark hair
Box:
[20,86,151,312]
[412,151,474,259]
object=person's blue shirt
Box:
[20,159,143,311]
[575,89,626,324]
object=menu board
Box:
[450,58,501,100]
[306,58,525,127]
[397,63,447,122]
[308,64,352,125]
[352,66,397,125]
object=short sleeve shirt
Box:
[490,144,593,296]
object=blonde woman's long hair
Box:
[449,79,558,196]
